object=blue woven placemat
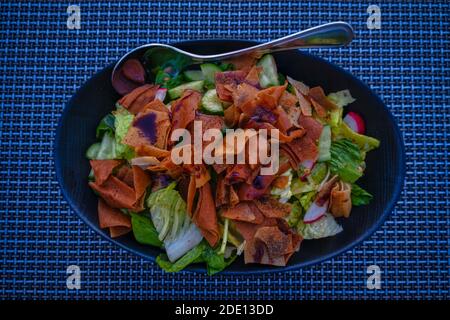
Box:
[0,0,448,300]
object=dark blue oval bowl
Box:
[55,40,405,274]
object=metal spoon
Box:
[112,21,354,82]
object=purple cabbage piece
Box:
[151,173,172,192]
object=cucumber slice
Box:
[318,125,331,162]
[167,80,204,100]
[86,142,101,159]
[257,54,279,88]
[183,70,204,81]
[201,89,223,114]
[200,63,221,84]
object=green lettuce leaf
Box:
[285,201,302,227]
[144,47,192,74]
[156,241,236,275]
[291,163,327,196]
[86,108,135,161]
[291,178,316,194]
[219,62,233,71]
[270,169,293,202]
[90,133,117,160]
[328,139,365,183]
[114,108,135,160]
[327,90,355,108]
[147,182,203,262]
[296,191,316,211]
[308,162,328,185]
[351,183,373,206]
[130,213,163,248]
[86,142,101,160]
[156,242,206,273]
[201,245,237,276]
[143,47,192,89]
[154,70,185,89]
[338,122,380,152]
[96,114,115,138]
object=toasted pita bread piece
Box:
[192,182,220,247]
[118,84,159,114]
[90,160,122,185]
[221,202,264,224]
[98,198,131,238]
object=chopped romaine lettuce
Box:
[114,107,135,160]
[328,139,365,183]
[291,163,327,195]
[296,191,316,211]
[329,107,343,137]
[308,163,328,185]
[96,114,115,138]
[95,133,117,160]
[156,242,205,273]
[114,107,133,142]
[351,183,373,206]
[86,142,101,159]
[327,90,355,108]
[257,54,279,88]
[291,178,316,194]
[338,122,380,152]
[297,213,343,239]
[147,182,203,262]
[271,169,293,203]
[86,108,135,161]
[286,201,302,227]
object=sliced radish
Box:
[122,59,145,84]
[302,159,315,170]
[155,88,167,102]
[112,69,141,96]
[344,111,365,134]
[303,201,328,224]
[300,160,316,181]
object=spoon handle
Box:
[190,21,354,61]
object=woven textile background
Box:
[0,0,448,300]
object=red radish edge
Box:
[303,201,327,224]
[344,111,365,134]
[300,160,316,181]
